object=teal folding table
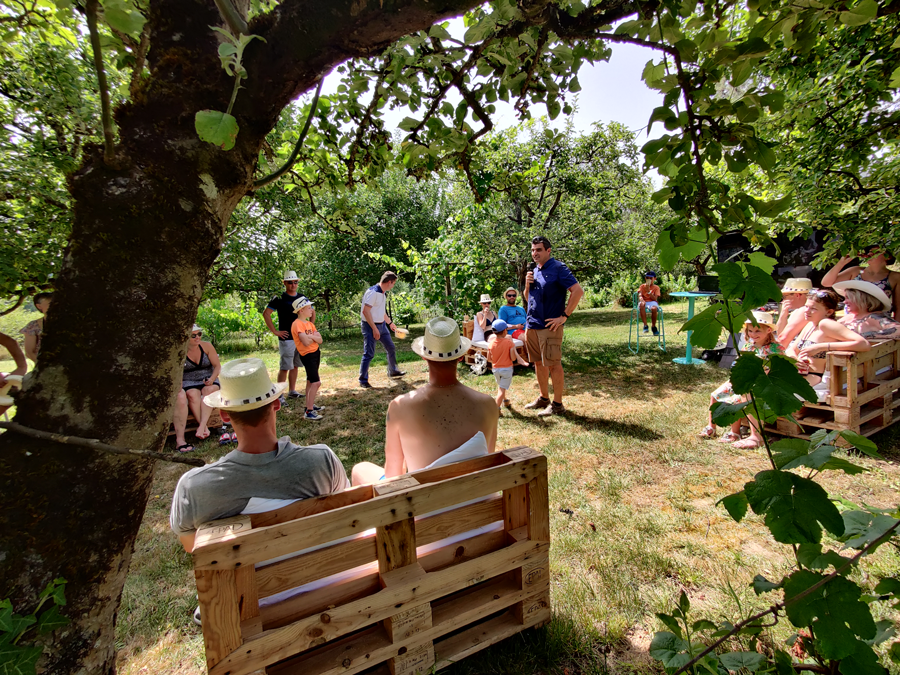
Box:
[669,292,717,365]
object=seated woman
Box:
[20,292,52,363]
[833,280,900,340]
[472,293,497,343]
[822,248,900,319]
[733,290,870,450]
[173,324,222,452]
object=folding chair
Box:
[627,291,666,353]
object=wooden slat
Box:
[432,608,548,671]
[503,485,527,535]
[377,518,418,573]
[256,496,503,599]
[235,566,261,638]
[854,375,900,406]
[195,515,253,550]
[250,485,374,529]
[209,539,549,675]
[195,455,544,570]
[527,473,550,543]
[196,569,243,671]
[389,643,433,675]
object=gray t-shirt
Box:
[169,437,351,535]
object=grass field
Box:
[16,304,893,675]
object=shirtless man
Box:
[351,316,499,484]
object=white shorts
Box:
[643,301,659,310]
[493,366,513,390]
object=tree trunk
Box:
[0,0,483,671]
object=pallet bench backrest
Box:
[192,446,550,675]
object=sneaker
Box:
[538,401,565,417]
[524,396,551,410]
[278,394,286,405]
[652,327,660,336]
[304,410,323,420]
[311,404,325,411]
[503,399,512,407]
[193,606,202,627]
[359,381,373,389]
[642,326,649,334]
[388,370,406,378]
[288,390,303,398]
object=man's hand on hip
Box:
[545,316,566,331]
[274,329,289,339]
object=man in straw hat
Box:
[169,357,349,553]
[775,278,813,348]
[264,271,315,401]
[350,317,498,485]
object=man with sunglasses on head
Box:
[498,287,527,339]
[264,271,315,402]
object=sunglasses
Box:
[191,332,202,338]
[285,281,298,285]
[505,294,517,298]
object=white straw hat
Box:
[191,324,202,333]
[283,271,299,281]
[745,310,776,328]
[833,280,891,312]
[412,317,472,362]
[203,358,288,411]
[782,278,813,293]
[292,296,313,313]
[479,294,491,304]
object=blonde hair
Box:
[743,322,775,346]
[844,289,883,314]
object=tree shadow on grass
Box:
[504,406,663,442]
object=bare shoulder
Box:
[461,385,498,409]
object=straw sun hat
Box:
[412,317,472,362]
[479,294,492,304]
[833,280,892,312]
[781,278,813,293]
[745,310,776,328]
[292,296,313,313]
[203,358,288,411]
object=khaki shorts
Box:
[525,328,563,367]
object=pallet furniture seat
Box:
[764,339,900,440]
[191,446,551,675]
[461,320,529,368]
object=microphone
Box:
[527,262,536,289]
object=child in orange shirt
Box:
[487,320,529,409]
[638,271,661,335]
[291,296,325,420]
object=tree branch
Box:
[85,0,116,165]
[213,0,248,35]
[0,421,205,467]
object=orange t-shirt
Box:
[639,283,660,302]
[291,319,319,356]
[488,334,515,368]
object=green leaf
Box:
[398,117,420,131]
[649,631,689,667]
[711,262,744,302]
[796,543,854,572]
[757,355,817,416]
[678,590,690,614]
[746,252,776,274]
[890,641,900,664]
[771,438,810,469]
[0,643,43,675]
[841,512,899,550]
[719,491,749,521]
[839,431,880,458]
[754,194,793,219]
[719,651,765,671]
[656,613,683,637]
[692,619,717,632]
[744,470,844,543]
[194,110,239,151]
[102,2,146,36]
[870,620,895,646]
[428,23,451,40]
[711,401,749,426]
[742,264,783,309]
[838,639,886,675]
[35,606,68,634]
[773,650,794,675]
[679,304,726,349]
[840,0,878,26]
[38,580,66,607]
[784,571,876,659]
[730,353,766,395]
[873,578,900,595]
[752,574,782,594]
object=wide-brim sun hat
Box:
[782,278,813,293]
[745,310,776,328]
[412,316,472,362]
[283,270,299,281]
[191,323,201,333]
[833,280,892,312]
[479,294,491,304]
[203,358,288,411]
[292,296,313,313]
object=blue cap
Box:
[644,271,657,278]
[491,319,508,332]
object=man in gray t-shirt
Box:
[169,357,350,552]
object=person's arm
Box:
[476,311,488,330]
[311,328,323,345]
[23,331,38,362]
[0,332,27,376]
[263,307,289,339]
[796,320,870,359]
[362,304,380,339]
[179,532,196,553]
[383,400,405,478]
[292,321,313,346]
[512,344,528,366]
[545,282,585,331]
[524,270,533,303]
[821,256,859,288]
[203,342,221,384]
[776,309,808,348]
[652,285,661,300]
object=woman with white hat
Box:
[834,279,900,340]
[822,248,900,318]
[173,324,222,452]
[472,293,497,343]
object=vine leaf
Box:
[744,470,844,543]
[783,571,876,660]
[648,632,691,670]
[836,639,884,675]
[841,511,900,551]
[839,430,880,458]
[710,401,749,426]
[195,111,239,150]
[752,574,782,595]
[839,0,878,26]
[771,438,809,468]
[719,651,765,671]
[719,490,748,522]
[0,643,43,675]
[36,605,69,634]
[796,544,854,572]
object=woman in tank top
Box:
[173,324,222,452]
[822,248,900,319]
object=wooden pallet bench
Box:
[764,339,900,440]
[461,320,530,369]
[192,446,551,675]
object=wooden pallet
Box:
[192,447,551,675]
[461,320,530,368]
[764,340,900,440]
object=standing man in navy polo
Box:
[359,271,406,389]
[264,271,314,401]
[523,236,584,416]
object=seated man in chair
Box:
[352,317,499,484]
[170,357,350,553]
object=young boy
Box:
[638,271,661,335]
[487,319,529,409]
[290,296,325,420]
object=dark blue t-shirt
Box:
[267,292,302,341]
[526,258,578,329]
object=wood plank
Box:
[385,603,432,643]
[195,515,253,550]
[408,453,508,484]
[195,456,545,570]
[527,473,550,543]
[208,539,549,675]
[389,643,434,675]
[432,608,548,671]
[503,485,528,535]
[250,485,374,529]
[377,518,418,573]
[513,589,551,625]
[195,569,243,671]
[854,376,900,406]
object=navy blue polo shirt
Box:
[526,258,579,329]
[267,292,301,341]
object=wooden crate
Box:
[461,320,530,368]
[167,409,222,437]
[764,340,900,440]
[192,446,551,675]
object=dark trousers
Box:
[359,321,399,383]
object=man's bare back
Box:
[384,382,498,474]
